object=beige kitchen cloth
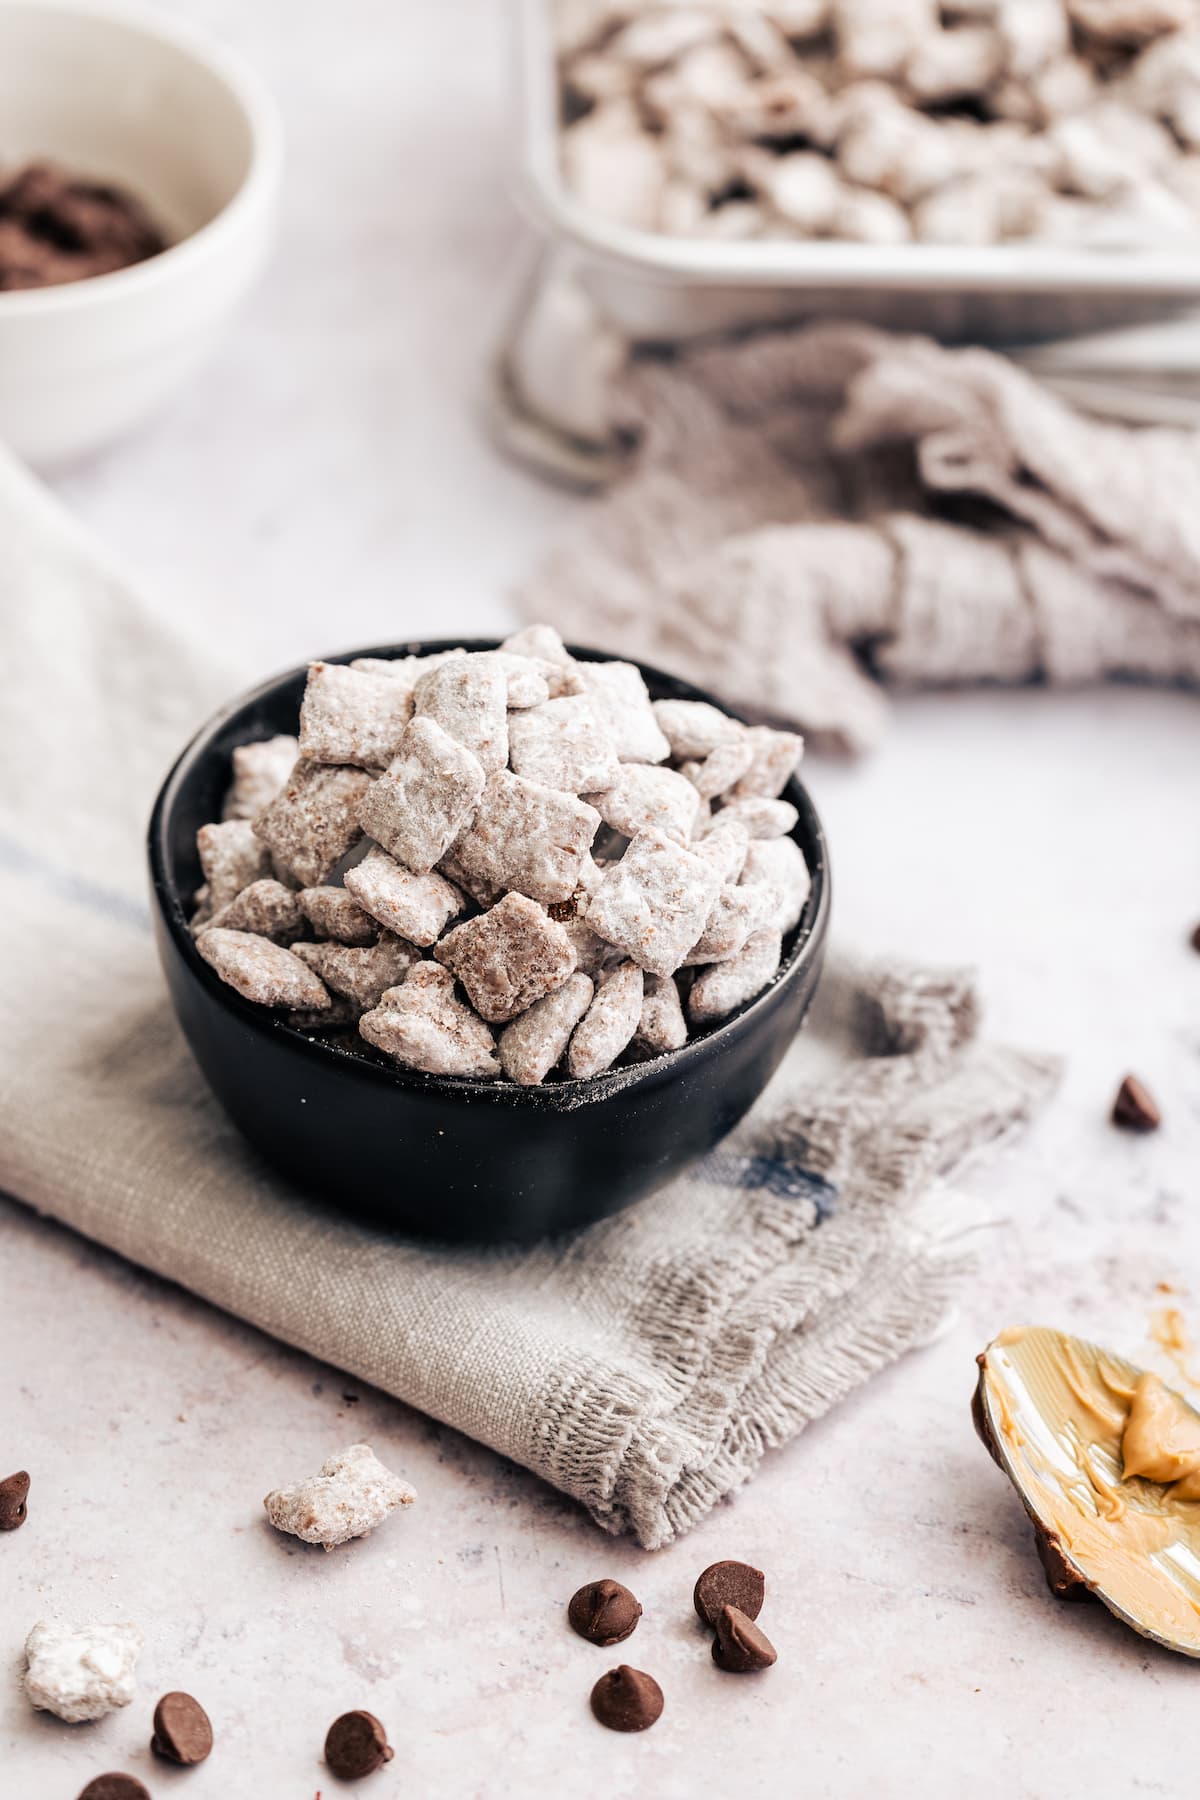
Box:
[0,443,1057,1548]
[518,321,1200,753]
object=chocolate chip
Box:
[325,1709,394,1779]
[152,1690,213,1764]
[589,1665,663,1732]
[77,1778,150,1800]
[1191,922,1200,954]
[692,1558,765,1628]
[1112,1074,1161,1133]
[568,1577,642,1646]
[0,1470,29,1531]
[711,1604,778,1673]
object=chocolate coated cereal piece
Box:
[0,1469,29,1530]
[739,836,811,933]
[498,972,594,1085]
[203,878,306,944]
[684,880,782,966]
[152,1690,213,1765]
[413,652,509,772]
[489,650,554,708]
[586,830,722,977]
[714,796,799,840]
[730,724,804,799]
[344,846,464,947]
[298,661,414,769]
[695,815,750,886]
[437,838,507,910]
[1112,1073,1161,1132]
[634,972,688,1053]
[325,1709,394,1779]
[434,893,577,1023]
[681,735,755,800]
[589,1665,663,1732]
[253,760,372,888]
[293,935,420,1011]
[693,1559,766,1627]
[567,962,644,1078]
[592,763,701,843]
[557,911,622,980]
[196,818,271,912]
[221,733,299,821]
[500,623,584,695]
[578,661,671,763]
[76,1778,150,1800]
[298,885,379,945]
[688,928,782,1024]
[359,965,500,1078]
[712,1604,777,1673]
[196,929,332,1011]
[264,1443,415,1549]
[358,715,486,875]
[651,697,742,761]
[450,771,601,906]
[507,695,620,794]
[568,1578,642,1646]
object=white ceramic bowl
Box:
[0,0,282,467]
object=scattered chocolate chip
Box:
[692,1558,765,1628]
[1032,1524,1093,1603]
[568,1577,642,1646]
[0,1469,29,1530]
[76,1778,150,1800]
[1191,921,1200,953]
[711,1604,778,1673]
[325,1709,394,1779]
[589,1665,664,1732]
[152,1690,213,1765]
[1112,1074,1161,1133]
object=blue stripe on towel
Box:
[0,831,150,934]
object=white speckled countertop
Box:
[3,2,1200,1794]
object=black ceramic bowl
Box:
[148,640,830,1243]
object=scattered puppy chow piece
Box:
[730,725,804,799]
[449,770,601,905]
[507,695,621,793]
[651,697,744,760]
[591,762,701,843]
[586,829,722,976]
[196,818,271,912]
[293,935,420,1011]
[298,884,379,945]
[359,964,500,1078]
[253,761,372,888]
[413,653,509,772]
[221,733,299,822]
[499,971,595,1085]
[740,836,812,932]
[357,716,485,875]
[263,1443,415,1550]
[577,661,672,763]
[434,892,577,1022]
[635,972,689,1053]
[344,845,464,947]
[567,961,645,1078]
[713,795,799,839]
[298,662,414,769]
[202,878,305,943]
[688,927,784,1024]
[24,1621,142,1723]
[196,929,332,1011]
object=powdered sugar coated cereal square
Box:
[197,818,272,912]
[592,763,701,843]
[650,698,743,761]
[357,715,485,875]
[586,829,722,978]
[196,928,332,1011]
[449,771,601,906]
[344,845,464,947]
[413,653,509,772]
[293,935,420,1011]
[577,661,671,763]
[739,836,811,932]
[730,725,804,799]
[566,961,644,1078]
[688,927,783,1025]
[498,971,594,1085]
[298,662,414,769]
[359,964,500,1078]
[222,734,299,822]
[298,885,379,945]
[204,877,305,943]
[434,892,576,1023]
[507,695,620,795]
[253,761,372,888]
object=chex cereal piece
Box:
[204,878,305,944]
[577,661,671,763]
[293,935,419,1011]
[508,695,620,794]
[683,880,782,965]
[351,648,464,681]
[635,972,688,1054]
[740,837,812,933]
[712,796,798,840]
[450,771,601,905]
[24,1621,142,1723]
[298,662,414,769]
[197,819,272,912]
[357,716,485,875]
[221,734,299,822]
[694,816,750,885]
[437,840,506,909]
[688,928,783,1026]
[548,884,620,979]
[682,736,755,800]
[359,964,500,1078]
[434,893,576,1023]
[344,846,464,947]
[586,829,722,977]
[298,885,379,945]
[498,971,594,1085]
[413,653,509,772]
[197,928,332,1011]
[501,623,584,695]
[253,761,372,888]
[730,725,804,799]
[651,698,743,761]
[263,1443,415,1551]
[567,962,644,1079]
[490,651,552,709]
[592,763,701,843]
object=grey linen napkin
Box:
[0,444,1057,1548]
[517,322,1200,755]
